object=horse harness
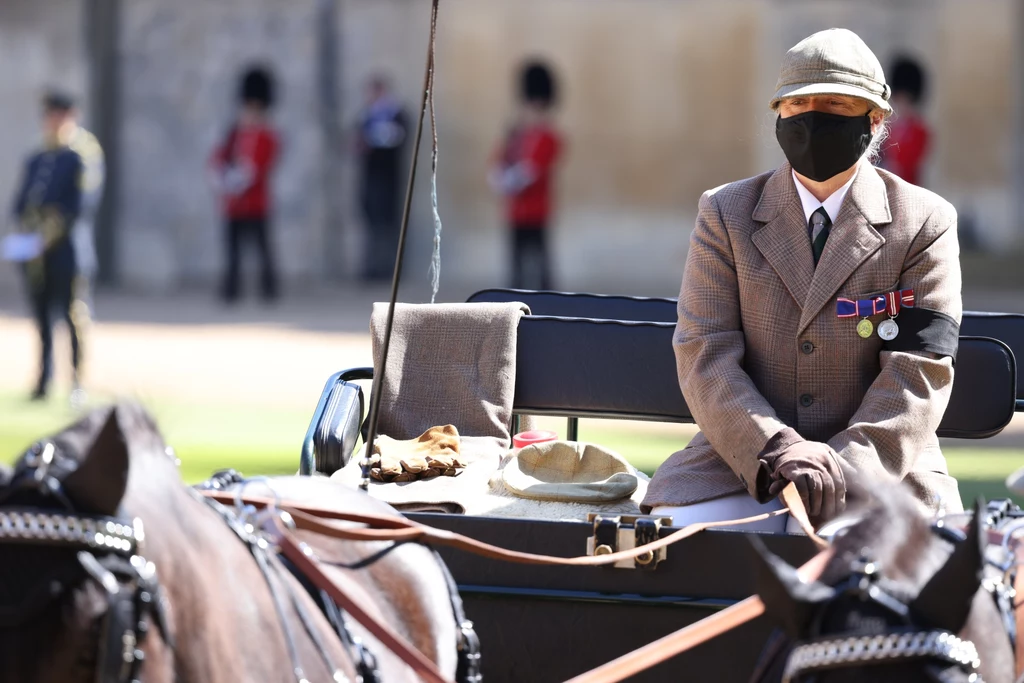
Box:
[0,441,172,683]
[3,441,1018,683]
[195,469,482,683]
[778,557,984,683]
[210,488,1024,683]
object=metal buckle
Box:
[586,514,671,570]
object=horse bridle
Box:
[0,441,172,683]
[778,518,999,683]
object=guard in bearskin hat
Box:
[208,65,281,303]
[489,59,564,290]
[878,55,931,187]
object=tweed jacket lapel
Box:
[751,163,815,307]
[798,161,892,333]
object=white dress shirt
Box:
[792,169,858,226]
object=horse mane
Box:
[819,478,946,591]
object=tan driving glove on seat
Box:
[368,424,466,483]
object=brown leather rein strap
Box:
[1009,531,1024,679]
[201,481,824,567]
[273,517,455,683]
[564,548,835,683]
[1015,566,1024,680]
[199,483,824,683]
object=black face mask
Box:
[775,111,873,182]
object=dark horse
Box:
[0,402,468,682]
[750,480,1016,683]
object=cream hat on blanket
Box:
[502,440,639,503]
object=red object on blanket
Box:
[513,430,558,449]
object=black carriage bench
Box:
[470,288,1024,413]
[298,302,1018,683]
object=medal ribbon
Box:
[837,289,915,319]
[885,291,901,317]
[836,295,885,318]
[900,289,915,308]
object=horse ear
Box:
[910,498,986,633]
[749,536,835,638]
[62,407,130,516]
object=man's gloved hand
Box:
[758,436,846,525]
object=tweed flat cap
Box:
[770,28,891,114]
[502,440,638,503]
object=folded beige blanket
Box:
[368,301,530,454]
[335,301,529,511]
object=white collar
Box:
[792,169,858,225]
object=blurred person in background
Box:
[489,60,563,290]
[354,75,408,282]
[209,66,280,304]
[878,55,931,187]
[5,90,103,405]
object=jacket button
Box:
[801,341,814,354]
[799,394,814,407]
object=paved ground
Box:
[1,283,1022,442]
[0,286,389,409]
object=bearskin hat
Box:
[889,56,926,104]
[240,66,275,108]
[520,60,557,107]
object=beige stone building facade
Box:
[0,0,1021,297]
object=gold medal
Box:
[857,318,874,338]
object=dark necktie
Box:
[810,207,831,266]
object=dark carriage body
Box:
[300,290,1022,682]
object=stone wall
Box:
[340,0,1024,297]
[1,0,1020,296]
[117,0,326,292]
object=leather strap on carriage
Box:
[273,520,455,683]
[200,484,824,683]
[201,481,824,568]
[563,548,835,683]
[1013,540,1024,679]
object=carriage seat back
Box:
[513,315,1015,439]
[471,289,1024,410]
[301,304,1018,475]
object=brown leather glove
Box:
[368,425,465,482]
[756,428,846,526]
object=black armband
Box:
[883,307,960,361]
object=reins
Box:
[564,548,836,683]
[200,483,826,683]
[202,481,822,568]
[362,0,441,489]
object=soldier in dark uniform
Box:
[356,76,409,281]
[8,91,103,403]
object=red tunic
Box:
[210,124,279,219]
[495,124,562,226]
[879,115,930,187]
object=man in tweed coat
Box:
[642,28,962,530]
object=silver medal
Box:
[878,318,899,341]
